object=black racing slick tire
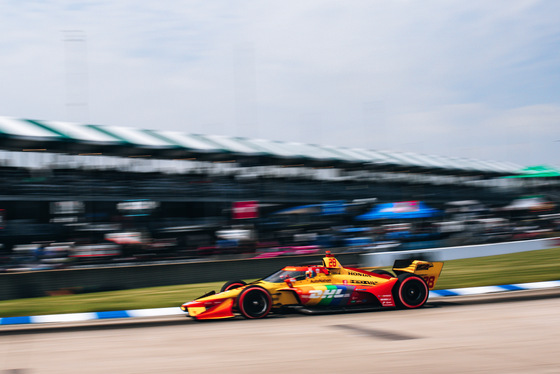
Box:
[371,269,394,277]
[392,273,429,309]
[220,280,247,292]
[237,286,272,319]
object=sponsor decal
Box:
[350,279,378,285]
[308,288,345,299]
[347,271,372,277]
[310,278,332,283]
[378,294,394,307]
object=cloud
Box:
[0,1,559,166]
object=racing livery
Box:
[180,252,443,320]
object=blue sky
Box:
[1,0,559,166]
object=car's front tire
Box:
[393,273,428,309]
[237,286,272,319]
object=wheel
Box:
[237,286,272,319]
[392,273,428,309]
[220,280,247,292]
[371,269,394,277]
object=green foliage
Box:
[435,246,560,289]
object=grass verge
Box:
[0,247,558,318]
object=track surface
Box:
[1,289,559,373]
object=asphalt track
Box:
[1,289,559,373]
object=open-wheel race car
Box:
[180,252,443,320]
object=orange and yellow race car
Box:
[180,252,443,320]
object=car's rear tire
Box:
[238,286,272,319]
[393,273,428,309]
[371,269,394,277]
[220,280,247,292]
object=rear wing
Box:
[392,259,444,290]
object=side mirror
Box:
[285,278,296,288]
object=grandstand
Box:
[0,115,555,258]
[0,116,523,175]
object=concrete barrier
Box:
[0,253,361,301]
[360,237,560,267]
[2,238,558,301]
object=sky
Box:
[1,0,560,167]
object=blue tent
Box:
[355,201,440,221]
[338,227,370,233]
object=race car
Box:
[180,251,443,320]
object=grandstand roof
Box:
[0,116,526,176]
